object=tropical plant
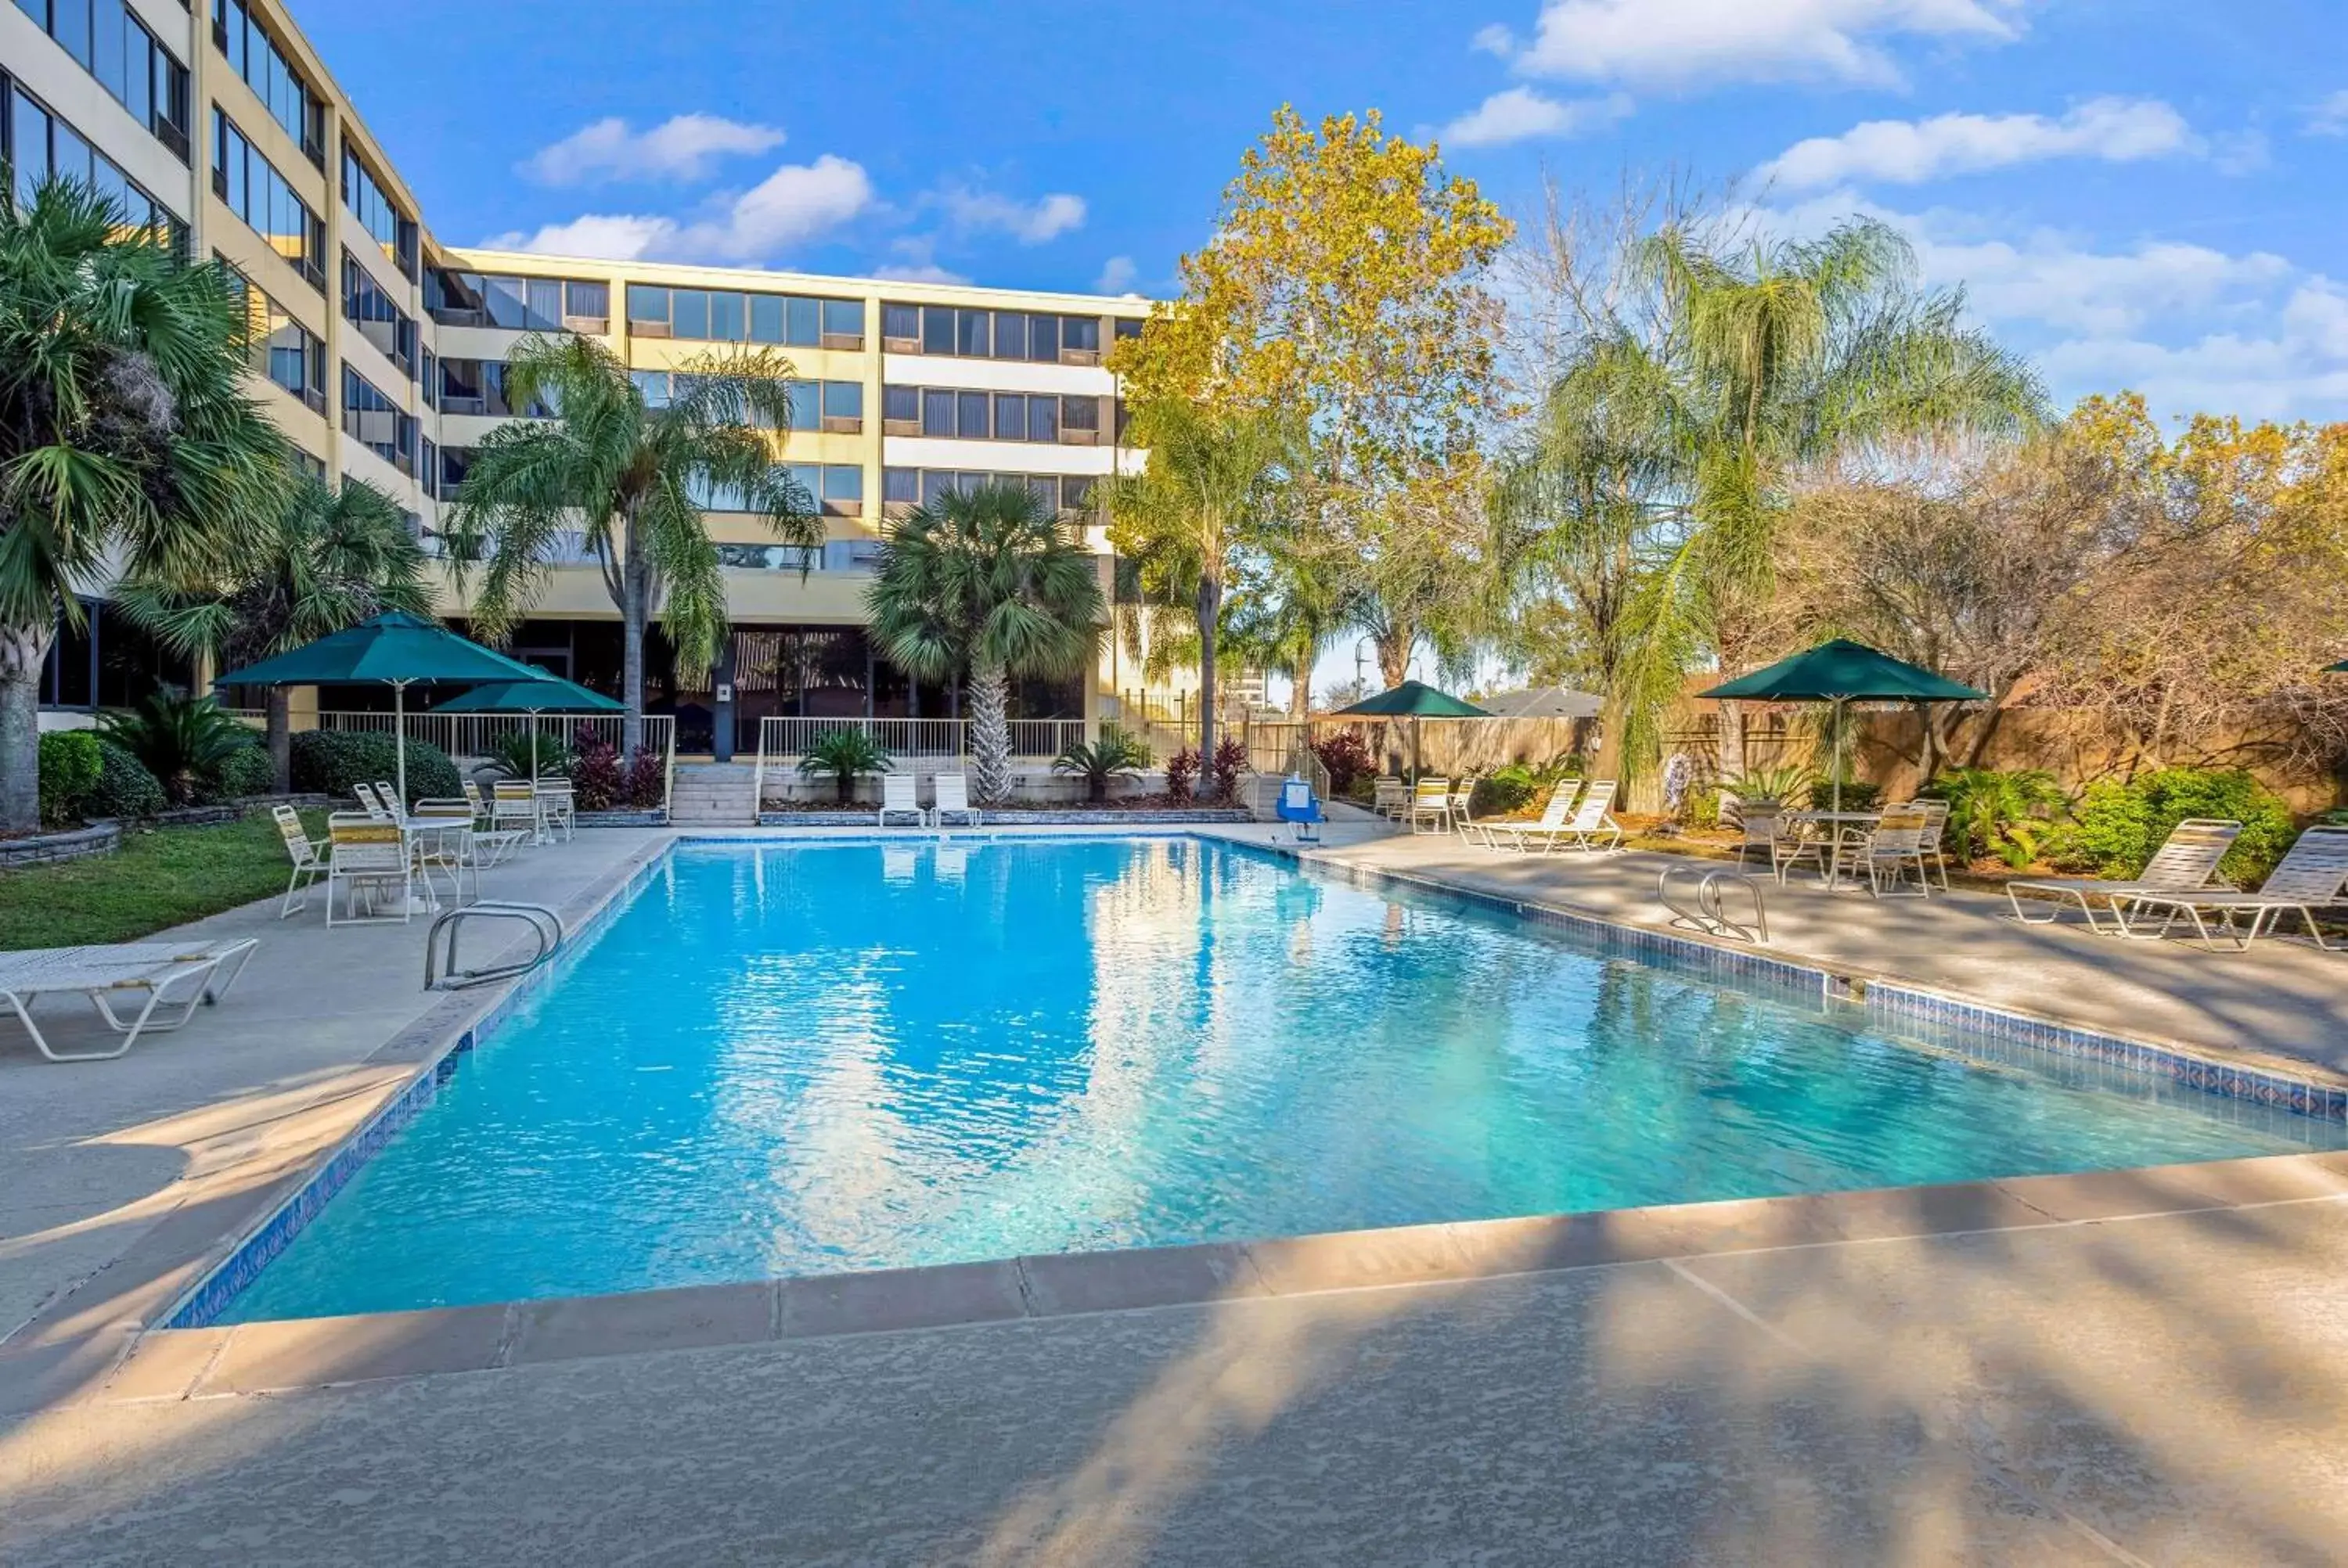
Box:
[0,179,293,830]
[621,746,665,809]
[1053,724,1151,804]
[87,739,165,820]
[445,333,821,757]
[1918,767,2069,869]
[1104,399,1303,761]
[571,733,623,811]
[798,728,893,805]
[866,481,1105,804]
[37,730,102,826]
[2047,767,2296,886]
[1469,764,1539,819]
[114,474,427,791]
[288,730,460,806]
[487,730,573,782]
[1165,746,1200,804]
[96,690,255,804]
[1209,735,1249,803]
[1716,764,1816,808]
[1310,730,1375,793]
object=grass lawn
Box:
[0,811,325,951]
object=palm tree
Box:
[1104,398,1303,763]
[115,474,428,790]
[1219,542,1360,720]
[1622,218,2043,775]
[866,482,1104,804]
[444,333,820,755]
[0,179,290,830]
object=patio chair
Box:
[2006,818,2242,937]
[352,782,392,822]
[1447,777,1480,833]
[2110,825,2348,950]
[373,780,402,815]
[878,772,927,829]
[271,805,327,917]
[1854,807,1933,898]
[492,781,542,846]
[1907,798,1954,889]
[1486,781,1620,854]
[1730,802,1782,873]
[1370,777,1406,819]
[326,812,414,926]
[932,771,983,828]
[0,938,260,1062]
[535,781,576,841]
[409,799,479,905]
[463,779,528,867]
[1464,781,1579,850]
[1405,779,1454,833]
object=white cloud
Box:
[1471,22,1517,56]
[519,114,787,186]
[873,261,972,285]
[1761,98,2197,190]
[1439,87,1633,148]
[936,187,1088,245]
[1520,0,2028,91]
[486,155,874,264]
[1094,255,1138,293]
[2307,90,2348,137]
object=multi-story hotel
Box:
[5,0,1157,759]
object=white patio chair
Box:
[463,779,528,866]
[2007,819,2242,937]
[1907,798,1954,889]
[1370,777,1406,819]
[326,812,414,926]
[1405,779,1454,833]
[1465,781,1579,850]
[932,771,983,827]
[2112,825,2348,950]
[878,772,927,828]
[535,781,575,841]
[1856,807,1933,898]
[373,780,402,815]
[271,805,327,917]
[1485,781,1621,854]
[409,799,479,906]
[492,781,542,846]
[1447,778,1479,832]
[352,782,392,822]
[0,938,259,1062]
[1730,801,1781,873]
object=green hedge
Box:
[1469,765,1540,818]
[290,729,461,806]
[37,730,102,825]
[2047,767,2297,886]
[211,744,276,799]
[88,739,166,820]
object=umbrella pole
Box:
[394,680,409,811]
[530,710,539,787]
[1831,697,1845,814]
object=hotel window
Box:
[1030,314,1060,361]
[1028,394,1058,441]
[625,284,670,336]
[820,380,862,430]
[779,380,816,432]
[881,302,919,345]
[920,306,954,355]
[992,393,1028,442]
[1061,475,1097,512]
[418,348,436,408]
[211,0,323,164]
[1115,317,1143,341]
[341,365,415,474]
[747,293,783,344]
[991,311,1028,361]
[6,80,182,249]
[956,390,989,439]
[629,369,669,408]
[481,361,556,419]
[341,250,416,376]
[211,109,323,290]
[819,298,864,347]
[882,385,919,426]
[882,467,917,506]
[819,465,862,514]
[340,147,417,279]
[438,356,486,413]
[13,0,190,161]
[1061,394,1100,437]
[669,289,709,340]
[1062,317,1102,356]
[919,389,955,438]
[954,309,989,358]
[222,261,325,412]
[563,280,608,332]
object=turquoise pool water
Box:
[220,838,2348,1320]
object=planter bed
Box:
[0,822,122,869]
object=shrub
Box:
[487,730,572,782]
[1165,747,1199,804]
[622,747,666,809]
[86,739,166,820]
[2047,767,2296,885]
[1919,767,2069,869]
[1718,764,1814,808]
[289,729,461,807]
[1053,725,1151,804]
[796,728,893,805]
[1529,751,1588,785]
[570,732,623,811]
[37,731,102,826]
[1470,764,1539,819]
[1209,736,1248,803]
[1310,731,1375,794]
[211,744,276,800]
[96,690,254,804]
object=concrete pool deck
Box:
[5,819,2348,1563]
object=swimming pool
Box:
[216,836,2348,1321]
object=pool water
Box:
[219,838,2348,1321]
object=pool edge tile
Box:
[777,1261,1027,1340]
[200,1304,510,1394]
[506,1282,776,1367]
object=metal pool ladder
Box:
[425,902,565,991]
[1656,865,1770,944]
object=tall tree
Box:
[116,473,429,790]
[1220,540,1361,720]
[866,481,1105,804]
[1104,398,1303,760]
[445,334,819,754]
[0,180,290,830]
[1111,106,1513,689]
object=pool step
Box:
[668,763,759,826]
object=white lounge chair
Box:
[326,812,414,925]
[2006,818,2242,937]
[352,782,392,822]
[0,938,259,1061]
[1404,779,1453,833]
[932,771,983,827]
[1485,781,1621,854]
[1464,781,1579,849]
[272,805,326,917]
[2112,825,2348,949]
[878,772,927,828]
[373,779,402,815]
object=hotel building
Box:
[5,0,1158,759]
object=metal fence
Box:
[235,710,679,809]
[752,716,1101,807]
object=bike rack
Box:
[424,901,565,991]
[1657,865,1771,945]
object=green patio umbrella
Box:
[1331,681,1493,783]
[432,678,623,787]
[1698,638,1986,811]
[213,611,547,808]
[2326,659,2348,673]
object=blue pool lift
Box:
[1276,775,1324,844]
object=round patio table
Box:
[1781,810,1883,890]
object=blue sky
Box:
[297,0,2348,423]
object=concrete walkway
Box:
[5,819,2348,1563]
